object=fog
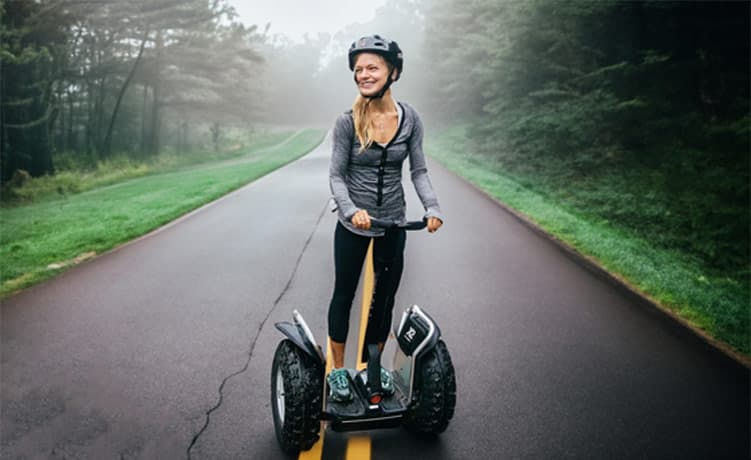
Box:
[228,0,432,127]
[9,0,745,193]
[2,0,436,174]
[228,0,388,43]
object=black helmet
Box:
[348,34,403,81]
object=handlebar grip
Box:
[401,220,427,230]
[369,218,427,231]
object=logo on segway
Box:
[397,315,430,356]
[404,327,417,343]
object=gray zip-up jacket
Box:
[329,101,443,237]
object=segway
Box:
[270,218,457,454]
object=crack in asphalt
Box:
[186,202,329,459]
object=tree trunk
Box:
[85,78,95,156]
[66,86,75,151]
[103,31,149,157]
[140,83,149,155]
[148,30,163,156]
[55,81,65,153]
[93,75,107,155]
[1,63,9,182]
[210,122,221,152]
[27,94,54,177]
[182,120,188,153]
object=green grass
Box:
[2,130,293,205]
[0,128,325,297]
[426,124,749,358]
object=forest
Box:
[418,0,749,353]
[2,1,265,179]
[421,0,749,276]
[1,1,749,352]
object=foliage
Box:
[1,0,266,181]
[422,0,750,273]
[1,0,73,178]
[427,123,749,356]
[0,128,292,205]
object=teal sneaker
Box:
[380,367,395,396]
[327,368,353,402]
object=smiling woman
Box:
[326,34,444,402]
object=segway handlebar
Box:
[368,217,427,231]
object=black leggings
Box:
[328,221,406,345]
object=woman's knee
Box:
[328,293,354,341]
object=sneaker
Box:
[327,368,353,402]
[380,367,395,396]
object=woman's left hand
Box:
[427,217,442,233]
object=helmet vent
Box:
[348,35,404,77]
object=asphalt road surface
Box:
[2,133,748,459]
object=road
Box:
[1,133,748,459]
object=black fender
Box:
[391,305,447,403]
[275,319,325,367]
[395,305,441,358]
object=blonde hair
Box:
[352,95,375,152]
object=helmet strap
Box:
[366,75,393,100]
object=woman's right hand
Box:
[351,209,371,230]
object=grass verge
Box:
[2,131,294,205]
[0,128,325,298]
[426,124,749,359]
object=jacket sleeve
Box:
[407,108,444,222]
[329,114,359,220]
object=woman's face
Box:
[353,53,395,97]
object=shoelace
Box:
[331,370,349,389]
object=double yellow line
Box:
[299,242,375,460]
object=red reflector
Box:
[369,395,382,404]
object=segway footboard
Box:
[325,371,408,432]
[326,342,411,432]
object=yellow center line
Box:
[349,241,374,459]
[356,241,375,371]
[298,340,332,460]
[351,242,374,460]
[300,241,374,460]
[346,435,372,460]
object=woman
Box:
[327,34,443,402]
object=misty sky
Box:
[228,0,389,41]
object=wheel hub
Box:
[275,368,285,424]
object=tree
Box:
[421,0,749,270]
[152,19,265,151]
[1,0,269,181]
[1,0,72,180]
